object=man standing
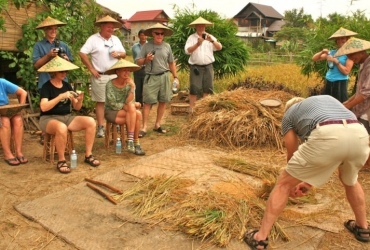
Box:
[136,23,179,137]
[132,29,147,107]
[185,17,222,113]
[33,16,73,91]
[79,15,126,138]
[244,95,370,249]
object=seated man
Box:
[38,56,100,174]
[104,59,145,155]
[0,78,28,165]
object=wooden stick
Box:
[85,178,123,194]
[86,183,117,205]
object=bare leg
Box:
[122,103,136,134]
[141,103,151,132]
[68,116,96,157]
[189,94,197,109]
[95,102,105,127]
[134,110,142,139]
[154,102,166,129]
[0,116,16,160]
[11,114,24,158]
[254,170,301,243]
[45,120,68,162]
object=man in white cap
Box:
[79,15,126,138]
[33,16,73,91]
[185,17,222,113]
[136,23,179,137]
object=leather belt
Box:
[313,119,359,130]
[192,63,211,67]
[97,71,105,75]
[148,71,168,76]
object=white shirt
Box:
[185,33,218,65]
[80,33,125,72]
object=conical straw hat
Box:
[37,56,79,72]
[334,37,370,57]
[104,59,141,75]
[94,15,121,29]
[328,27,358,40]
[36,16,66,29]
[188,17,213,27]
[143,23,173,37]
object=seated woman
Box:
[38,56,100,174]
[104,59,145,155]
[0,78,28,165]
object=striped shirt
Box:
[282,95,356,140]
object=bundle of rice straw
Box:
[181,88,294,151]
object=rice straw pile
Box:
[181,88,295,151]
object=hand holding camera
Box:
[202,33,207,40]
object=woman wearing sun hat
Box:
[38,56,100,174]
[104,59,145,156]
[312,27,357,102]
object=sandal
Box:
[5,157,20,166]
[84,155,100,167]
[16,156,28,164]
[243,230,269,250]
[344,220,370,242]
[153,126,167,134]
[138,130,146,138]
[56,160,71,174]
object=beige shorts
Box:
[286,123,369,187]
[39,114,75,132]
[91,74,117,102]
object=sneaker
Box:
[96,126,105,138]
[127,140,135,153]
[134,144,146,156]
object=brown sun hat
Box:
[35,16,66,29]
[94,15,121,29]
[328,27,358,40]
[334,37,370,57]
[104,59,141,75]
[188,17,213,27]
[143,23,173,37]
[37,56,79,72]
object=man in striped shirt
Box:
[244,95,370,249]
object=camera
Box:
[202,33,207,39]
[54,39,66,58]
[150,49,156,55]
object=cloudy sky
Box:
[96,0,369,20]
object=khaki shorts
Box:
[91,74,117,102]
[104,109,118,123]
[286,123,369,187]
[39,114,75,132]
[143,74,172,104]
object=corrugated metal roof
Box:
[128,10,169,22]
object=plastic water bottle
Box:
[116,138,122,154]
[172,81,178,93]
[71,149,77,169]
[327,50,334,69]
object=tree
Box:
[283,8,314,28]
[166,5,250,79]
[0,0,109,112]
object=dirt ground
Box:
[1,102,370,250]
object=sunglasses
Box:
[153,32,165,36]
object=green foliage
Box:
[283,8,314,28]
[298,11,370,81]
[1,0,105,112]
[167,6,250,79]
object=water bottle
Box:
[71,149,77,169]
[327,50,334,69]
[116,138,122,154]
[172,81,178,93]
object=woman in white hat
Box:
[38,56,100,174]
[312,27,357,102]
[104,59,145,155]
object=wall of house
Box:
[130,21,157,45]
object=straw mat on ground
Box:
[182,88,294,150]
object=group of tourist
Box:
[1,13,370,247]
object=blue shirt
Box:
[32,38,73,89]
[326,49,349,81]
[132,41,146,63]
[0,78,18,105]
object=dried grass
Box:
[180,88,294,151]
